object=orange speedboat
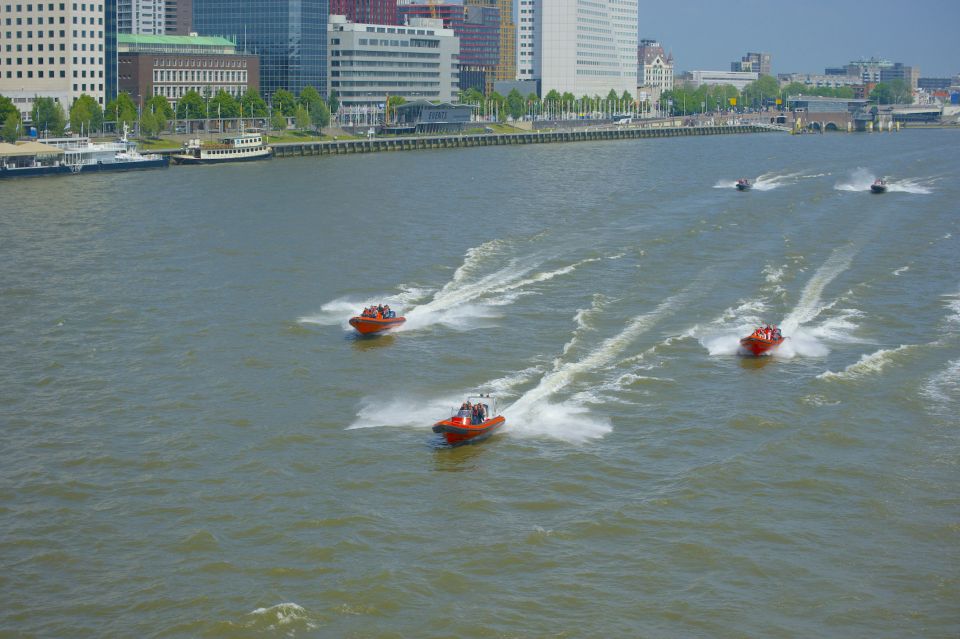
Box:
[348,306,405,335]
[739,327,785,356]
[433,395,505,446]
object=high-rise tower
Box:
[193,0,328,97]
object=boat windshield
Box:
[457,409,471,418]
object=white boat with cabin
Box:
[171,132,272,165]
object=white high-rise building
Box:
[520,0,637,96]
[0,0,114,119]
[118,0,165,35]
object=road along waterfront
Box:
[1,130,958,637]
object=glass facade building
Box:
[106,0,118,101]
[192,0,327,98]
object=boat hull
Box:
[76,157,170,172]
[870,185,887,193]
[432,415,505,446]
[170,150,272,165]
[736,183,751,191]
[739,335,785,356]
[348,316,406,335]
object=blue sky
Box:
[639,0,958,77]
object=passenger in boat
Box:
[377,304,384,318]
[477,403,486,423]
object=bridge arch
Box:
[825,122,839,131]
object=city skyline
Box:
[639,0,958,78]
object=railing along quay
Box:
[270,124,775,158]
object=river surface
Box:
[2,130,958,637]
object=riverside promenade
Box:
[268,124,779,158]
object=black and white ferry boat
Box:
[171,132,272,165]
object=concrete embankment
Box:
[269,124,773,158]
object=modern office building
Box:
[880,62,919,89]
[515,0,533,81]
[330,0,397,28]
[163,0,189,34]
[327,14,459,108]
[732,51,771,75]
[465,0,513,85]
[533,0,638,96]
[689,70,758,91]
[844,57,892,83]
[397,2,498,93]
[117,33,258,108]
[0,0,117,119]
[918,77,954,92]
[778,72,860,89]
[118,0,165,35]
[193,0,327,97]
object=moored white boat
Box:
[171,132,272,165]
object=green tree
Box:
[298,86,329,130]
[272,89,297,116]
[506,88,525,120]
[544,89,561,103]
[560,92,576,104]
[209,89,239,118]
[834,86,854,99]
[386,95,406,108]
[327,89,340,115]
[239,88,268,118]
[741,75,779,108]
[146,94,174,119]
[294,105,310,132]
[139,110,160,138]
[606,88,619,103]
[0,94,18,124]
[69,93,103,134]
[144,95,171,134]
[270,110,287,133]
[32,96,67,136]
[486,91,506,120]
[2,111,21,142]
[460,87,483,105]
[104,92,137,130]
[175,90,205,119]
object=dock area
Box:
[268,124,773,158]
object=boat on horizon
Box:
[739,326,785,356]
[736,178,751,191]
[870,179,887,193]
[348,305,405,335]
[171,132,272,165]
[432,394,505,446]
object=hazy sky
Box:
[639,0,959,77]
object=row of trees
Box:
[1,85,346,142]
[458,87,638,121]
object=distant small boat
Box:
[432,395,505,446]
[870,179,887,194]
[739,328,785,356]
[735,178,751,191]
[348,310,405,335]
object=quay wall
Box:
[268,125,771,158]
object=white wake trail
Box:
[780,244,857,334]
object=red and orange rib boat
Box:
[432,395,505,446]
[348,313,405,335]
[739,330,785,356]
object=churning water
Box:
[2,129,958,637]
